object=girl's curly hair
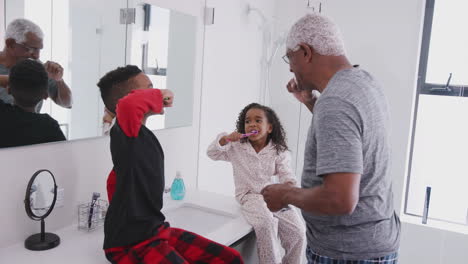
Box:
[235,103,288,154]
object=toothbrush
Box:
[241,130,258,138]
[88,192,100,229]
[226,130,258,141]
[293,76,321,99]
[312,90,321,99]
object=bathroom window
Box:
[405,0,468,233]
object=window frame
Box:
[404,0,468,227]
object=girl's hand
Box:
[219,132,243,146]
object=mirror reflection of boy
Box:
[98,65,243,264]
[0,59,65,148]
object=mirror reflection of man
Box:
[0,18,72,112]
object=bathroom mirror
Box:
[2,0,197,146]
[126,2,197,131]
[24,169,60,251]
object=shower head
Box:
[246,4,267,24]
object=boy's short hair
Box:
[97,65,142,113]
[9,59,48,108]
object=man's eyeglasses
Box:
[16,42,41,54]
[281,54,291,64]
[282,46,300,64]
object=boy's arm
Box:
[115,89,164,137]
[107,170,116,202]
[49,79,73,108]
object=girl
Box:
[207,103,305,264]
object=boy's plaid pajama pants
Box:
[105,222,243,264]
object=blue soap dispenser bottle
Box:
[170,171,185,200]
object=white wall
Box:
[0,0,206,248]
[197,0,277,196]
[271,0,468,263]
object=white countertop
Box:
[0,190,253,264]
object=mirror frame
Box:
[1,1,203,150]
[24,169,57,221]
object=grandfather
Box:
[261,13,400,264]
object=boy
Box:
[98,65,243,264]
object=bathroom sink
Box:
[163,203,236,235]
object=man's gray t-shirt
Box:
[0,63,58,112]
[302,67,400,260]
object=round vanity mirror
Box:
[24,169,60,251]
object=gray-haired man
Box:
[0,18,72,111]
[261,13,401,263]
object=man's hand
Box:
[261,183,293,212]
[43,61,72,108]
[287,78,314,103]
[286,78,319,113]
[44,61,64,81]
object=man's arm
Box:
[262,172,360,215]
[288,173,360,214]
[263,97,363,215]
[51,79,72,108]
[44,61,72,108]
